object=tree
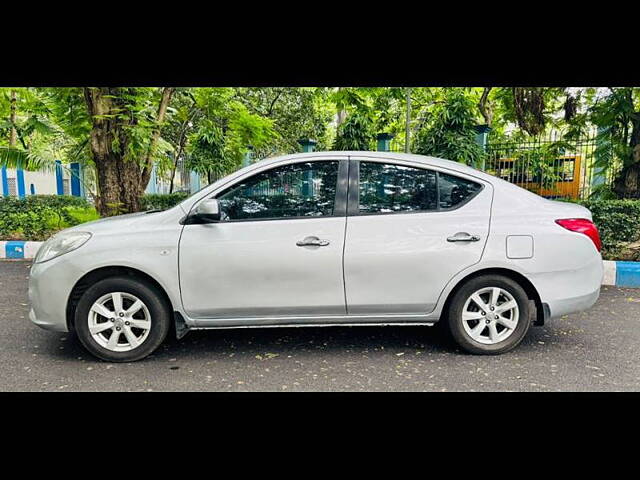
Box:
[185,119,230,184]
[491,87,568,137]
[235,87,334,155]
[0,88,67,174]
[160,89,200,193]
[81,87,175,215]
[184,88,276,183]
[333,111,375,150]
[586,88,640,198]
[330,87,400,150]
[413,89,485,165]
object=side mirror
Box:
[194,199,221,223]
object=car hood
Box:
[63,207,184,236]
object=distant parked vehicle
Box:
[28,152,603,361]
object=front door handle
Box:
[447,232,481,243]
[296,236,330,247]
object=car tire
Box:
[446,275,532,355]
[74,276,171,362]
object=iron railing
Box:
[484,129,620,200]
[387,128,621,200]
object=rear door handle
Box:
[296,236,330,247]
[447,232,481,242]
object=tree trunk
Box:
[337,109,347,126]
[84,87,143,215]
[613,112,640,199]
[84,87,174,216]
[478,87,493,126]
[9,90,17,147]
[169,118,190,194]
[140,87,175,190]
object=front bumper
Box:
[28,306,67,332]
[28,256,85,333]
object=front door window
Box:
[216,161,340,221]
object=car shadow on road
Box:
[40,324,458,362]
[40,321,555,364]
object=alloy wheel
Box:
[88,292,152,352]
[461,287,519,345]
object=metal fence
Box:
[386,128,621,200]
[484,129,620,200]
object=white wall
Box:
[3,167,69,197]
[22,170,58,195]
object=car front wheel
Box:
[74,276,171,362]
[446,275,532,355]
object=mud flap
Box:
[532,300,550,326]
[174,312,190,340]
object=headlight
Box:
[35,231,92,263]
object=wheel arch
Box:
[66,265,174,332]
[440,267,545,326]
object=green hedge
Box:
[577,199,640,260]
[0,193,187,241]
[141,192,190,211]
[0,195,91,241]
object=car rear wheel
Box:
[74,276,171,362]
[446,275,532,355]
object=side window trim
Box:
[348,159,484,217]
[208,158,349,223]
[334,159,349,217]
[347,158,359,217]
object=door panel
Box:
[344,160,492,315]
[180,217,346,318]
[179,159,348,319]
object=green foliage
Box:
[413,89,485,166]
[185,119,232,182]
[0,195,92,240]
[140,193,189,211]
[333,111,375,150]
[225,102,276,162]
[576,199,640,259]
[235,88,333,155]
[183,90,277,183]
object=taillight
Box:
[555,218,602,252]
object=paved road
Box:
[1,260,639,391]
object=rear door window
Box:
[358,162,438,214]
[357,161,482,214]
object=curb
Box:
[1,243,639,288]
[603,260,640,288]
[0,241,43,260]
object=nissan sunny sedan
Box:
[28,152,603,362]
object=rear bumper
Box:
[545,287,601,319]
[527,255,603,320]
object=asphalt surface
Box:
[1,260,639,392]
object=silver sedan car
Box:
[29,152,603,362]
